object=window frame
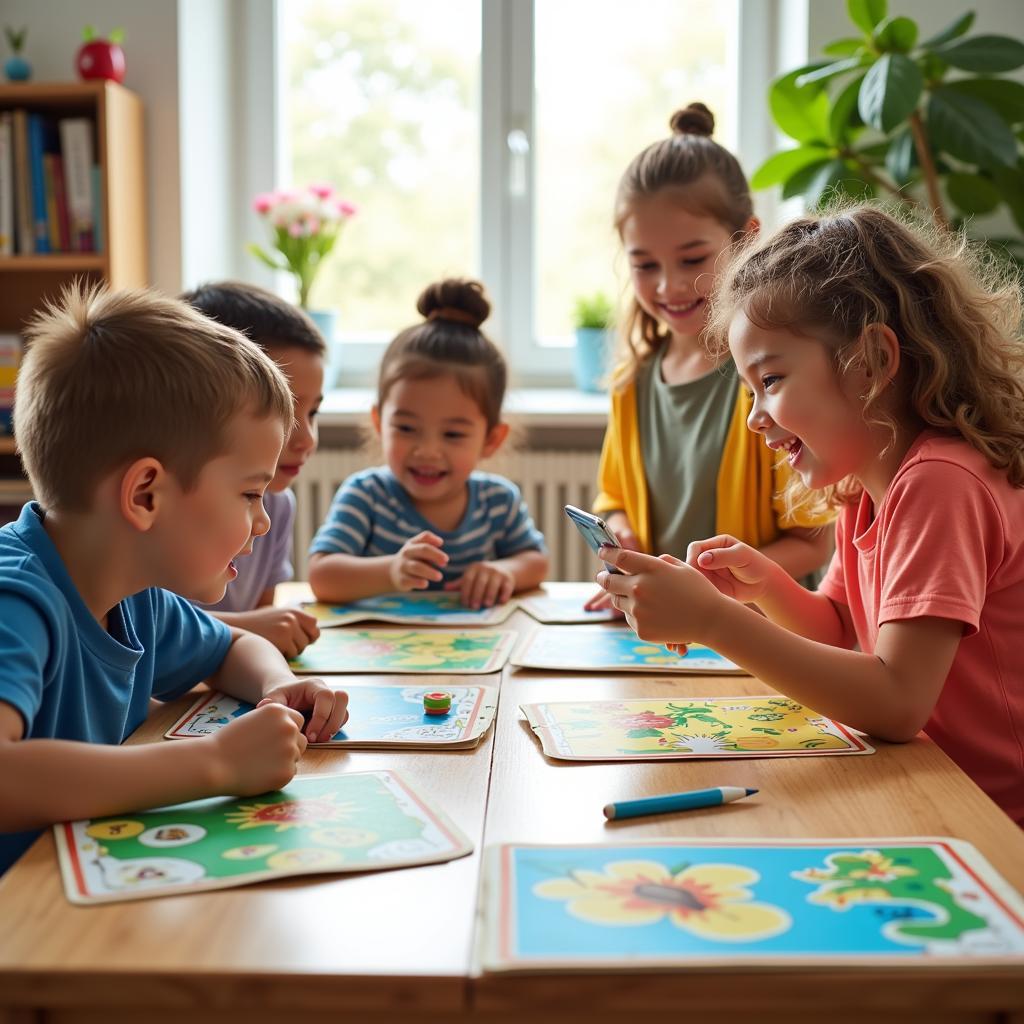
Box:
[239,0,779,387]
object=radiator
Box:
[291,449,603,582]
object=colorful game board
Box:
[303,592,517,627]
[289,628,516,674]
[55,771,473,905]
[518,582,617,624]
[512,626,744,673]
[520,696,873,761]
[167,685,498,749]
[479,838,1024,972]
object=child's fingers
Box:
[658,553,685,566]
[405,559,445,583]
[296,610,321,641]
[583,588,611,611]
[409,530,445,549]
[497,576,515,604]
[408,544,449,568]
[442,578,463,592]
[685,534,740,566]
[480,573,504,608]
[304,687,337,744]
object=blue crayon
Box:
[603,786,758,820]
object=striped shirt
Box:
[309,467,545,588]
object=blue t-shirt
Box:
[309,467,545,588]
[0,503,232,874]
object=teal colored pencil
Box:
[603,786,758,820]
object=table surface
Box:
[1,585,1022,1022]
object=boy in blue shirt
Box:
[0,285,348,875]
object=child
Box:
[0,285,348,875]
[596,204,1024,826]
[181,281,323,658]
[308,278,548,608]
[587,102,832,610]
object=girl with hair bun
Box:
[308,278,548,608]
[586,102,833,611]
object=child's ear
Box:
[370,404,382,436]
[864,323,901,384]
[119,457,167,532]
[482,421,510,458]
[745,216,761,236]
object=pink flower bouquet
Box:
[248,184,358,308]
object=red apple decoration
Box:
[75,26,126,84]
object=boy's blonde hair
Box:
[613,102,754,390]
[15,283,295,512]
[707,202,1024,516]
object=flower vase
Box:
[573,327,610,393]
[305,308,342,389]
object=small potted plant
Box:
[3,26,31,81]
[571,292,614,393]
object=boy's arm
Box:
[493,548,549,592]
[0,699,305,832]
[758,525,834,580]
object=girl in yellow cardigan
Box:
[587,103,832,610]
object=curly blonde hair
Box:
[706,202,1024,516]
[612,102,754,390]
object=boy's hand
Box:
[210,703,307,795]
[444,561,515,608]
[389,531,448,591]
[258,678,350,745]
[685,535,779,604]
[242,606,321,658]
[596,547,728,646]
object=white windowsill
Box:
[319,387,610,430]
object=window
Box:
[274,0,741,383]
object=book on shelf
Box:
[59,117,95,252]
[0,333,22,436]
[11,109,33,255]
[26,114,51,254]
[0,112,12,255]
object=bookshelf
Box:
[0,80,147,519]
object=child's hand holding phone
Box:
[564,505,624,575]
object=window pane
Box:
[534,0,733,344]
[284,0,480,334]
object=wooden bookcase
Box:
[0,80,147,516]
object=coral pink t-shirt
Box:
[819,431,1024,826]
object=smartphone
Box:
[564,504,623,574]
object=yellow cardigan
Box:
[594,376,827,554]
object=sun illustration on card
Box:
[224,794,357,833]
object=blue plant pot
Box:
[305,308,342,388]
[573,327,610,393]
[4,57,31,81]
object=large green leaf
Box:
[823,37,865,57]
[804,159,873,207]
[829,73,866,145]
[946,172,1002,214]
[884,129,916,185]
[796,56,867,88]
[847,0,887,36]
[858,54,923,132]
[781,158,833,199]
[991,165,1024,232]
[873,15,918,53]
[751,145,832,189]
[932,35,1024,73]
[920,12,975,49]
[769,64,831,143]
[928,88,1020,167]
[946,78,1024,127]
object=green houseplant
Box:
[751,0,1024,261]
[572,292,614,393]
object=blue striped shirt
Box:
[309,467,545,588]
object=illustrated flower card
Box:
[56,771,472,905]
[289,628,516,674]
[479,838,1024,972]
[167,685,498,749]
[512,625,744,674]
[303,592,517,628]
[520,696,873,761]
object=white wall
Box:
[3,0,183,291]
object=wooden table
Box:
[1,598,1022,1024]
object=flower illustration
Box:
[665,731,733,754]
[534,859,790,942]
[613,711,675,731]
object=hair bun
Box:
[416,278,491,329]
[669,102,715,138]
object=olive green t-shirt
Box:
[637,351,738,557]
